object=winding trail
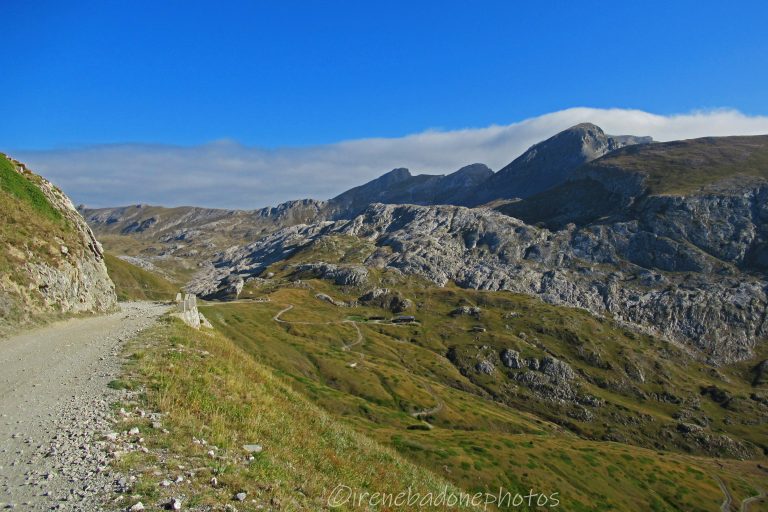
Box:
[340,321,363,351]
[715,475,734,512]
[273,303,363,354]
[272,302,442,420]
[0,302,167,511]
[411,383,444,419]
[741,488,767,512]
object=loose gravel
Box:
[0,302,167,511]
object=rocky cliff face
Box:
[190,196,768,364]
[0,156,117,335]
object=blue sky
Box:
[4,1,768,208]
[3,1,767,150]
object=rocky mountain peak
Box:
[376,167,413,185]
[464,123,652,205]
[447,163,493,180]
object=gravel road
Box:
[0,302,168,510]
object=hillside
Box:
[189,201,768,365]
[104,253,179,301]
[79,200,328,283]
[114,315,464,510]
[582,134,768,195]
[0,154,116,335]
[188,253,768,511]
[499,134,768,226]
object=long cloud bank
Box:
[12,107,768,209]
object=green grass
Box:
[104,253,179,301]
[0,154,63,222]
[116,316,465,510]
[587,135,768,195]
[106,378,135,390]
[192,267,768,510]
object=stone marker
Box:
[242,444,263,453]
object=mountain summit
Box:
[330,123,652,212]
[464,123,652,205]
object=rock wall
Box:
[174,293,211,329]
[189,197,768,364]
[0,157,117,335]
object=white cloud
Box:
[11,107,768,209]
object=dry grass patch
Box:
[114,316,464,510]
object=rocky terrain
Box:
[181,130,768,366]
[189,201,767,364]
[81,127,768,366]
[77,199,329,283]
[0,155,117,336]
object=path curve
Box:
[741,489,766,512]
[411,383,444,419]
[0,302,167,511]
[272,302,442,419]
[273,303,361,351]
[715,475,734,512]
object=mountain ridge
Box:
[79,126,768,364]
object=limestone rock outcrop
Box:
[188,198,768,363]
[1,156,117,335]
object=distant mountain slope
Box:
[81,198,326,240]
[0,154,116,335]
[328,163,493,218]
[189,200,768,363]
[104,253,179,301]
[579,133,768,195]
[498,134,768,237]
[463,123,652,205]
[79,199,328,282]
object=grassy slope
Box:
[202,286,767,511]
[97,235,201,285]
[586,135,768,195]
[495,135,768,228]
[192,235,766,510]
[116,317,462,510]
[111,234,767,510]
[0,154,79,332]
[104,253,179,301]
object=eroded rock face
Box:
[539,357,576,383]
[293,262,368,287]
[358,288,413,313]
[189,198,768,363]
[500,349,523,369]
[1,157,117,334]
[186,221,343,299]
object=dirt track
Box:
[0,302,167,510]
